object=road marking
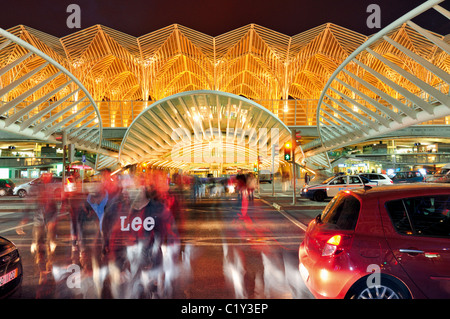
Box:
[0,221,35,235]
[181,235,303,246]
[0,212,20,216]
[259,198,308,231]
[276,209,308,231]
[0,212,69,235]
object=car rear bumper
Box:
[299,242,360,299]
[300,189,315,199]
[0,251,23,298]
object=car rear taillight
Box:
[322,235,342,256]
[5,183,11,188]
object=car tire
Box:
[346,276,411,299]
[313,191,326,202]
[18,189,27,198]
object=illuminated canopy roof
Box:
[302,0,450,170]
[0,27,105,154]
[1,21,447,129]
[119,90,291,170]
[0,5,449,171]
[3,22,368,103]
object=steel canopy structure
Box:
[1,20,447,130]
[2,22,368,111]
[0,27,109,156]
[0,0,449,172]
[303,0,450,171]
[118,90,291,171]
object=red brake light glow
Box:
[326,235,341,246]
[322,235,342,257]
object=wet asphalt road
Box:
[1,193,324,299]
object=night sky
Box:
[0,0,449,37]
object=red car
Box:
[299,184,450,299]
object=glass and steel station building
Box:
[0,0,449,182]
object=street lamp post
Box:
[291,129,296,205]
[271,143,275,197]
[62,130,67,196]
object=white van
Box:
[427,164,450,183]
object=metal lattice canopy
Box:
[119,90,291,170]
[0,27,107,154]
[1,20,447,130]
[306,0,450,170]
[1,22,368,105]
[1,4,449,170]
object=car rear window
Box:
[405,171,421,178]
[321,194,361,230]
[386,195,450,237]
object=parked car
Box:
[299,184,450,299]
[0,236,22,298]
[13,175,74,198]
[390,171,425,183]
[427,164,450,183]
[258,174,272,184]
[359,173,393,185]
[0,179,15,196]
[300,175,377,202]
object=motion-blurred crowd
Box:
[23,169,258,297]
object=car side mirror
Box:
[315,214,322,224]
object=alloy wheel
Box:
[357,286,400,299]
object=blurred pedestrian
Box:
[127,170,178,297]
[246,173,256,201]
[282,171,289,191]
[199,179,206,198]
[236,171,247,201]
[77,169,129,272]
[31,173,60,290]
[192,175,201,201]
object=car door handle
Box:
[399,249,424,255]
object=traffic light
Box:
[253,161,258,172]
[295,130,302,144]
[284,142,292,161]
